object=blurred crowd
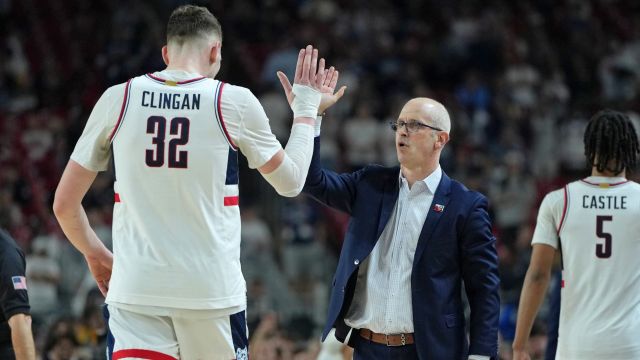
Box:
[0,0,639,358]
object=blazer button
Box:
[353,259,360,265]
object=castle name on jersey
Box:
[582,195,627,209]
[141,91,201,110]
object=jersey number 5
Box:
[596,215,612,258]
[145,116,190,168]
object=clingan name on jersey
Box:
[141,91,201,110]
[582,195,627,209]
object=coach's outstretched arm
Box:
[257,45,328,197]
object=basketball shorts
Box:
[104,304,248,360]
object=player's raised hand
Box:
[293,45,326,91]
[277,71,295,106]
[278,45,330,120]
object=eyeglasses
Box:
[389,120,443,133]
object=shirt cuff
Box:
[468,355,490,360]
[314,115,322,137]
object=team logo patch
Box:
[12,276,27,290]
[433,204,445,212]
[235,346,248,360]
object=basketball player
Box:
[512,110,640,360]
[53,5,342,359]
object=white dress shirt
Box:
[344,166,489,360]
[344,166,441,333]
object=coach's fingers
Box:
[323,66,335,88]
[315,58,326,88]
[329,70,339,90]
[334,85,347,100]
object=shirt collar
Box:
[584,176,627,183]
[398,166,442,194]
[155,69,204,80]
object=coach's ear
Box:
[162,45,170,66]
[434,131,449,150]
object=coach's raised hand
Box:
[316,65,346,114]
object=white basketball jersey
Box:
[108,74,243,309]
[70,69,283,312]
[532,177,640,359]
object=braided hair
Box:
[583,110,639,175]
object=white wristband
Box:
[314,115,322,136]
[292,84,321,119]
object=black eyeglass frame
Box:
[389,120,443,133]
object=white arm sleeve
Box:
[227,85,315,196]
[261,122,314,197]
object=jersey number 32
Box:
[145,116,190,168]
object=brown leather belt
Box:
[359,328,415,346]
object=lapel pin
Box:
[433,204,445,212]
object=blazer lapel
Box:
[376,168,400,239]
[412,173,452,269]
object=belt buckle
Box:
[385,333,406,347]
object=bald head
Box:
[400,98,451,133]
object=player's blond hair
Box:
[167,5,222,45]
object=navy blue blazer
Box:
[303,138,500,359]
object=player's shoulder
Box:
[99,82,129,103]
[625,180,640,190]
[544,186,565,199]
[537,187,566,214]
[621,180,640,197]
[217,82,263,114]
[219,82,254,99]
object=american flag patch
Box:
[12,276,27,290]
[433,204,445,212]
